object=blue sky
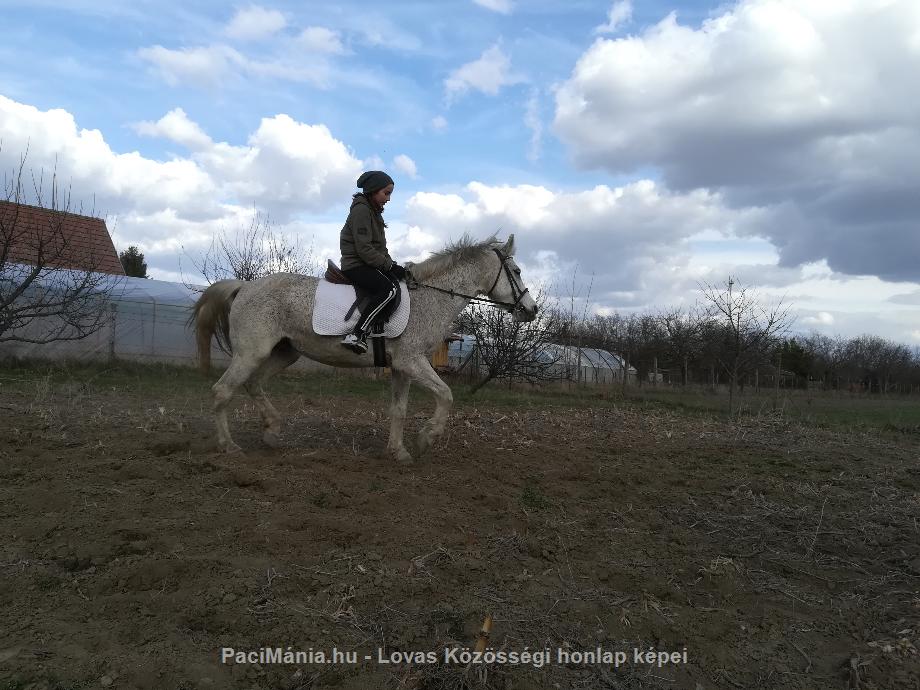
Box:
[2,0,919,342]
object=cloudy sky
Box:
[2,0,919,342]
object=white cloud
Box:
[242,56,322,83]
[390,224,441,264]
[473,0,513,15]
[363,155,386,171]
[0,94,362,256]
[399,178,920,330]
[298,26,345,54]
[349,16,424,53]
[393,154,418,179]
[523,91,542,162]
[137,44,245,88]
[137,44,330,88]
[0,95,219,220]
[889,289,920,305]
[193,114,363,217]
[431,115,448,131]
[554,0,920,284]
[224,6,287,41]
[133,108,212,151]
[0,94,370,284]
[594,1,632,34]
[404,179,766,302]
[445,44,523,101]
[801,311,835,326]
[113,207,237,257]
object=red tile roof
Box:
[0,200,125,275]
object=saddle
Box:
[313,261,411,365]
[323,260,402,326]
[324,260,351,285]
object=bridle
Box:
[409,248,530,314]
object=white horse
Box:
[191,235,537,462]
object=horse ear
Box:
[502,234,515,255]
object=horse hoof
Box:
[221,442,244,454]
[390,448,414,465]
[263,431,281,449]
[417,431,437,456]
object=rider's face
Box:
[371,184,394,209]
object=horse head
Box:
[489,234,538,322]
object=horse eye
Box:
[513,268,521,275]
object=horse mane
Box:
[409,234,500,281]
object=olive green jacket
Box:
[339,194,394,272]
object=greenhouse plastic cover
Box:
[1,264,209,363]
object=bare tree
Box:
[660,305,706,386]
[699,276,794,413]
[541,266,598,384]
[801,332,838,389]
[581,312,637,387]
[189,211,318,283]
[798,333,920,393]
[0,151,116,345]
[842,334,914,394]
[632,312,667,385]
[458,288,562,393]
[616,314,644,390]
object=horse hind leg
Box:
[245,340,300,449]
[213,350,270,453]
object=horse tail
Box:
[190,280,245,373]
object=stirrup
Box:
[340,333,368,354]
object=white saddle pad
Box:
[312,279,410,337]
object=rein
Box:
[408,248,529,313]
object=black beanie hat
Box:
[357,170,394,194]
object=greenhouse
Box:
[0,272,213,365]
[446,335,637,385]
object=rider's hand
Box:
[390,263,407,280]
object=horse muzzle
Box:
[513,303,538,322]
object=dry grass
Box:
[0,360,918,689]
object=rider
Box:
[339,170,408,354]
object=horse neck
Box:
[430,254,494,299]
[422,254,496,321]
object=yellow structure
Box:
[430,340,450,369]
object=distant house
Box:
[0,200,124,276]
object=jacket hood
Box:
[351,192,384,215]
[350,193,371,211]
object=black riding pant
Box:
[342,266,399,335]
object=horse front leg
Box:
[405,356,453,456]
[387,368,413,464]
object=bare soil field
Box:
[1,362,918,690]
